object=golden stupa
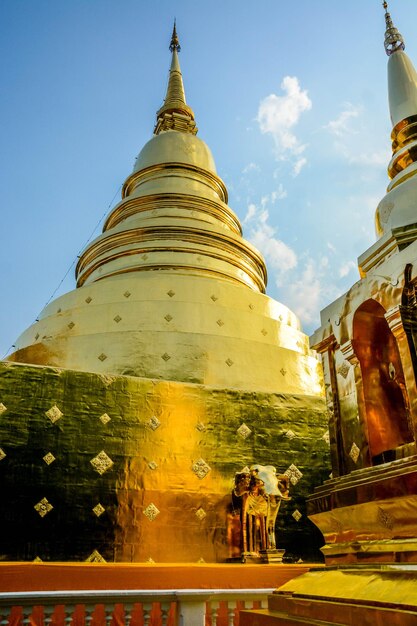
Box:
[0,25,328,563]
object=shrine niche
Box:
[306,3,417,570]
[227,465,290,564]
[352,299,413,465]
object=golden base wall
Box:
[0,361,329,563]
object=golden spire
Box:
[169,20,180,53]
[154,22,197,135]
[383,1,405,56]
[373,1,417,240]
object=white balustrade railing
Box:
[0,588,271,626]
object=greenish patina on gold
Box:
[0,361,329,562]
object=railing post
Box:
[175,593,209,626]
[21,607,32,626]
[0,613,9,626]
[104,604,114,626]
[64,604,74,626]
[160,603,170,626]
[142,603,152,626]
[43,605,54,626]
[124,603,134,626]
[84,604,95,626]
[210,601,220,626]
[226,601,237,626]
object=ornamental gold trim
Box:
[349,442,360,463]
[45,405,63,424]
[121,162,228,205]
[104,193,242,237]
[34,498,53,518]
[192,458,211,479]
[284,464,303,486]
[148,416,161,431]
[99,413,111,425]
[284,429,296,439]
[90,451,114,475]
[195,507,207,520]
[237,423,252,439]
[76,224,267,293]
[86,550,106,562]
[143,503,160,521]
[92,503,105,517]
[43,452,56,465]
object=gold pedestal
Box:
[259,550,285,564]
[307,456,417,565]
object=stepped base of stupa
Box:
[0,360,328,563]
[240,566,417,625]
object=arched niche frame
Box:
[352,298,414,465]
[400,263,417,383]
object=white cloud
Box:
[258,187,287,211]
[257,76,312,163]
[242,203,347,329]
[244,202,297,281]
[282,256,342,327]
[292,157,307,177]
[324,104,390,171]
[242,162,260,174]
[348,150,390,167]
[339,260,357,278]
[271,184,287,202]
[285,260,322,325]
[324,104,360,137]
[251,224,297,276]
[243,203,257,223]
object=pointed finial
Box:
[383,1,405,56]
[169,20,181,53]
[154,23,197,135]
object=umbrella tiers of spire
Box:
[383,1,405,56]
[154,23,197,135]
[374,2,417,238]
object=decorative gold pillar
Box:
[315,336,344,477]
[340,339,370,469]
[385,305,417,439]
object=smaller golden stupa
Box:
[309,0,417,566]
[240,4,417,625]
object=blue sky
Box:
[1,0,417,357]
